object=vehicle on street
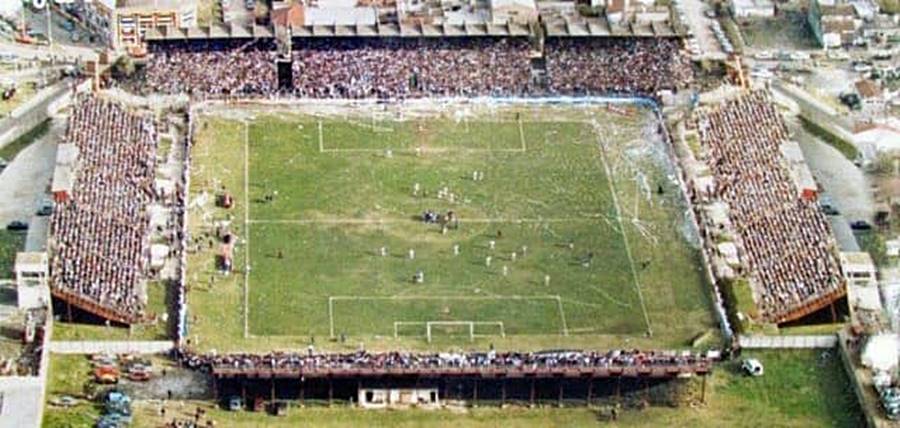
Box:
[850,220,873,231]
[6,221,28,231]
[37,199,54,216]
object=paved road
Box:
[787,115,874,223]
[676,0,726,60]
[0,376,44,428]
[0,41,98,63]
[0,79,70,149]
[0,119,61,226]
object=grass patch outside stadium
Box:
[184,102,718,352]
[42,349,861,427]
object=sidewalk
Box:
[0,376,44,428]
[48,340,176,355]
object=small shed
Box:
[15,252,49,310]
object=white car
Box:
[755,51,774,60]
[790,52,810,61]
[751,68,774,79]
[741,358,764,376]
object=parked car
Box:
[0,157,7,171]
[741,358,764,376]
[126,364,152,382]
[37,199,54,216]
[819,198,840,216]
[49,395,78,407]
[245,0,255,9]
[850,220,873,231]
[94,366,119,384]
[6,221,28,231]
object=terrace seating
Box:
[544,38,693,97]
[134,37,693,100]
[49,96,159,323]
[691,90,845,323]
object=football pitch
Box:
[186,102,717,351]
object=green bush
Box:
[799,116,859,161]
[576,4,603,17]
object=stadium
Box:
[21,7,863,425]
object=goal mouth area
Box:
[326,295,571,339]
[394,321,506,343]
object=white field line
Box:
[319,147,526,154]
[329,295,563,339]
[517,116,527,152]
[555,295,570,336]
[317,120,324,153]
[596,131,653,336]
[243,121,251,339]
[249,217,596,225]
[393,321,505,339]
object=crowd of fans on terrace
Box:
[49,96,159,321]
[134,37,691,99]
[292,38,533,98]
[142,40,279,97]
[180,349,714,372]
[692,91,844,321]
[545,38,692,96]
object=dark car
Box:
[36,200,54,216]
[850,220,872,231]
[6,221,28,231]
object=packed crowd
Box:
[545,38,692,96]
[142,40,279,97]
[179,349,715,372]
[693,91,844,321]
[135,37,691,99]
[291,38,533,98]
[49,96,159,321]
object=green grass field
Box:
[185,104,717,352]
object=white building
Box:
[854,119,900,160]
[15,252,49,310]
[75,0,198,49]
[303,8,377,26]
[0,2,22,21]
[358,388,439,409]
[490,0,537,25]
[841,251,878,288]
[731,0,775,19]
